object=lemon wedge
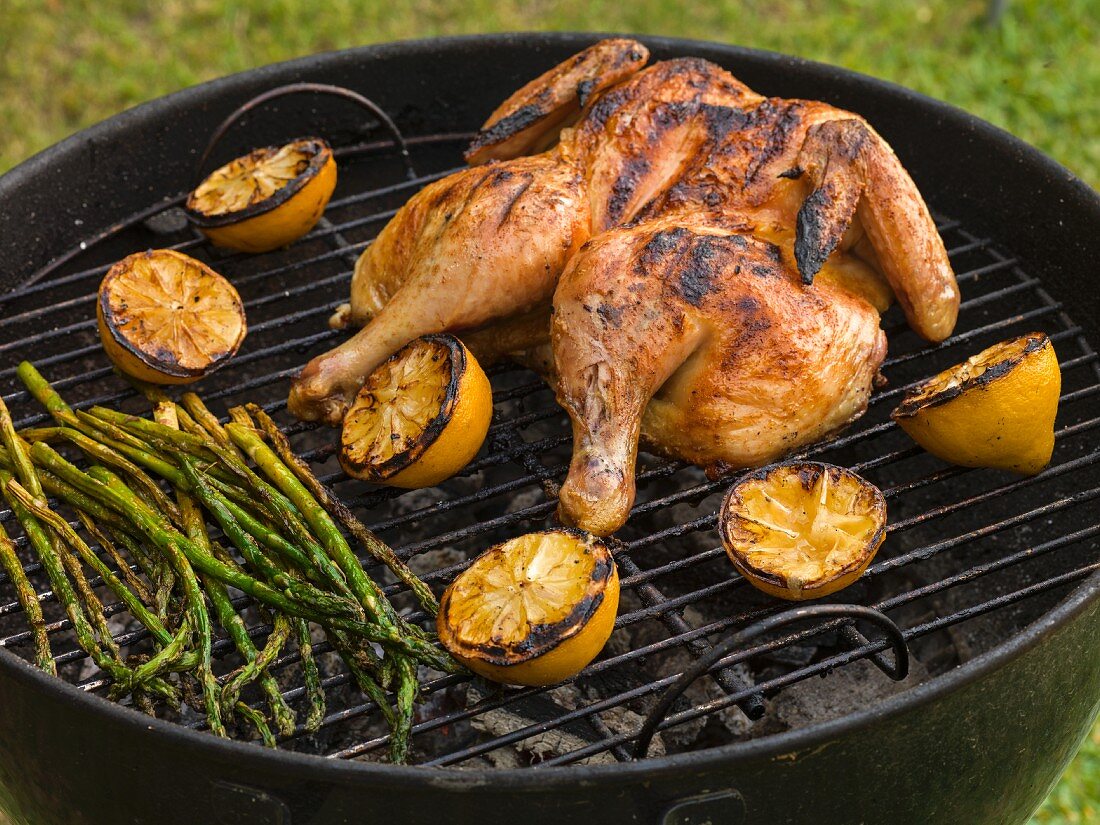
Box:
[891,332,1060,475]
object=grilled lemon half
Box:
[97,249,246,385]
[437,529,620,686]
[339,335,492,488]
[891,332,1060,475]
[185,138,336,253]
[720,462,887,601]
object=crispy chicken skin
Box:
[553,218,886,535]
[464,38,650,165]
[289,39,959,535]
[567,58,757,233]
[290,151,590,423]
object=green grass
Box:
[1,0,1097,185]
[0,2,1096,822]
[1034,723,1099,823]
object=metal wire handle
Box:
[194,82,417,185]
[632,603,910,760]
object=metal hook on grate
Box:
[194,82,418,185]
[631,603,909,760]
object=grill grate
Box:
[0,133,1098,768]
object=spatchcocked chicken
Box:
[288,38,959,535]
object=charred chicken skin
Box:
[288,39,959,535]
[552,218,888,536]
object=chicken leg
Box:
[288,152,590,424]
[553,217,886,535]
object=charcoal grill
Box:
[0,33,1098,825]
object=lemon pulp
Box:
[98,249,245,384]
[189,142,317,216]
[447,532,598,649]
[339,335,493,488]
[186,138,336,253]
[438,529,619,686]
[722,463,885,600]
[343,340,451,469]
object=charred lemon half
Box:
[437,529,620,686]
[97,249,246,385]
[185,138,336,253]
[891,332,1060,475]
[339,335,493,488]
[719,462,887,601]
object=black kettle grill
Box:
[0,33,1097,825]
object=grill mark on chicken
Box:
[581,58,708,134]
[638,226,690,269]
[605,156,653,226]
[637,227,738,307]
[739,297,765,316]
[576,79,596,107]
[583,84,630,133]
[677,237,724,306]
[596,302,625,327]
[451,166,497,221]
[596,92,713,227]
[795,181,841,282]
[794,122,871,283]
[701,103,749,142]
[496,172,535,228]
[468,105,547,155]
[741,100,807,186]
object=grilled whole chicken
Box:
[288,39,959,535]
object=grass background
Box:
[0,1,1096,822]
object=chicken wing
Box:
[794,117,959,341]
[464,38,649,165]
[643,98,958,341]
